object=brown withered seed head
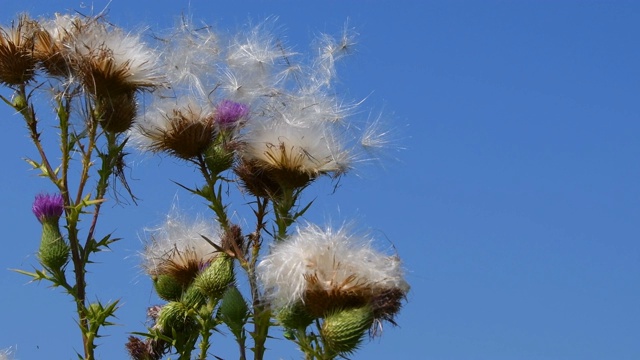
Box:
[234,159,283,198]
[302,273,370,318]
[301,273,407,332]
[79,54,139,97]
[258,142,316,190]
[154,247,206,288]
[0,15,38,86]
[34,15,93,77]
[142,107,216,159]
[69,21,161,97]
[95,91,137,133]
[370,287,406,329]
[33,28,70,77]
[125,336,149,360]
[221,224,245,258]
[125,336,164,360]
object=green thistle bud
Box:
[33,193,69,271]
[194,254,234,300]
[38,219,70,270]
[12,94,27,111]
[218,286,249,333]
[153,274,183,301]
[321,306,374,356]
[180,283,207,309]
[157,301,196,333]
[276,302,315,330]
[204,142,234,175]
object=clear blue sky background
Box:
[1,1,639,359]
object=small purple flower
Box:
[215,100,249,126]
[32,193,64,223]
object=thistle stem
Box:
[273,187,297,241]
[247,197,270,360]
[196,155,230,230]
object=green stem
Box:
[196,155,230,230]
[247,197,269,360]
[295,328,320,360]
[273,187,297,241]
[15,87,94,359]
[85,130,116,249]
[198,322,212,360]
[55,97,94,359]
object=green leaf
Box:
[12,268,49,282]
[218,286,249,337]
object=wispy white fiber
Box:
[141,207,221,275]
[258,223,409,308]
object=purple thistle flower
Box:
[32,193,64,223]
[215,100,249,126]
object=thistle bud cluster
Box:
[143,212,235,302]
[131,211,236,358]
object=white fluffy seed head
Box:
[257,223,409,309]
[141,209,221,276]
[68,20,163,92]
[39,13,82,42]
[118,17,396,170]
[129,95,215,157]
[241,119,351,176]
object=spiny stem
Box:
[196,154,230,230]
[274,187,297,241]
[246,197,270,360]
[248,197,268,303]
[16,86,93,359]
[56,98,91,359]
[85,130,117,249]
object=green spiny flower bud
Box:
[321,306,374,356]
[12,93,27,111]
[153,274,183,301]
[277,302,315,330]
[194,254,234,300]
[180,283,206,309]
[218,286,249,333]
[157,301,196,333]
[38,219,70,270]
[33,193,69,270]
[205,142,234,175]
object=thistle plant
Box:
[1,12,162,360]
[2,10,409,360]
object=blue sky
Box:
[1,1,639,359]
